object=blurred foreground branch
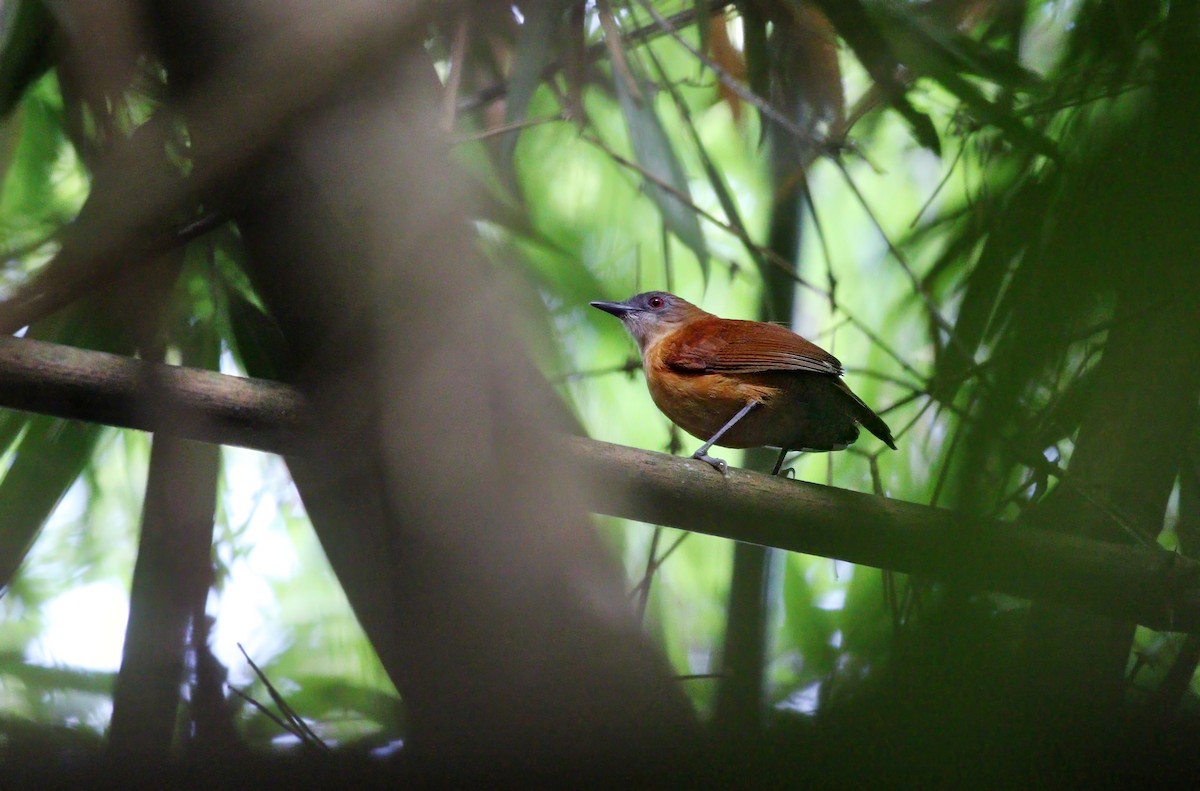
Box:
[0,333,1197,633]
[0,334,307,453]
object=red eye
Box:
[648,296,665,309]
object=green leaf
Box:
[0,83,68,225]
[736,1,769,99]
[208,233,290,381]
[222,277,289,382]
[0,293,146,591]
[695,0,711,55]
[905,14,1039,89]
[502,1,563,169]
[612,73,710,276]
[0,1,53,118]
[0,417,102,591]
[807,0,941,154]
[781,557,838,680]
[0,650,114,694]
[644,42,767,281]
[899,46,1058,159]
[933,180,1050,402]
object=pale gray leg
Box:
[691,401,758,474]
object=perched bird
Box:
[590,291,896,474]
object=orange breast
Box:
[645,366,781,448]
[642,341,863,451]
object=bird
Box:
[590,291,896,475]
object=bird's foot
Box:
[692,451,728,475]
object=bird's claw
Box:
[692,452,728,475]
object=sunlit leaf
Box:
[0,81,70,229]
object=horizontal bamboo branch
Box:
[575,438,1200,631]
[1,333,1197,631]
[0,335,308,454]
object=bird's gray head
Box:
[589,291,707,353]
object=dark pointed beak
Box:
[590,300,634,318]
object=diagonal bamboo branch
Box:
[0,332,1197,632]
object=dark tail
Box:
[834,379,897,450]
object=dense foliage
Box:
[0,0,1197,784]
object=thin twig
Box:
[453,112,567,144]
[831,156,957,340]
[551,357,641,383]
[629,0,833,152]
[636,525,664,621]
[581,132,829,299]
[910,141,968,229]
[629,531,690,600]
[456,1,736,113]
[228,684,304,740]
[237,643,330,752]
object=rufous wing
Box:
[662,317,843,376]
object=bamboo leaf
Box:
[0,286,153,591]
[644,42,766,279]
[0,417,102,591]
[735,1,769,99]
[0,86,69,225]
[599,0,708,275]
[896,40,1058,159]
[933,180,1050,401]
[504,230,610,324]
[612,73,709,276]
[0,0,53,118]
[695,0,711,55]
[807,0,941,154]
[781,558,837,680]
[502,1,564,168]
[906,13,1040,89]
[222,276,288,382]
